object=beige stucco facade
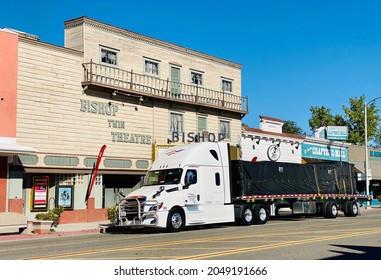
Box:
[4,17,247,222]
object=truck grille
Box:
[122,196,147,220]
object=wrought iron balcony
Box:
[82,61,248,115]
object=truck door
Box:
[182,167,224,206]
[196,167,224,206]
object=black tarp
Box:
[231,160,358,197]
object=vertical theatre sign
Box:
[32,176,49,211]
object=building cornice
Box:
[64,16,242,69]
[18,36,83,56]
[243,127,304,140]
[304,136,350,147]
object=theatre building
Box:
[0,17,247,223]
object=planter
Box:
[33,220,53,234]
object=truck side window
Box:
[209,150,219,161]
[185,170,197,186]
[215,173,221,186]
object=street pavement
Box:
[0,206,379,242]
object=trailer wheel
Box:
[324,202,338,218]
[344,201,359,217]
[238,205,254,226]
[253,204,269,225]
[166,208,185,232]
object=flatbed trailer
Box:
[113,142,372,231]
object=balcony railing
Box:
[82,61,248,114]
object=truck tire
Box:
[344,201,359,217]
[166,208,185,232]
[252,204,269,225]
[238,205,254,226]
[324,202,338,219]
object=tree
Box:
[343,95,380,146]
[308,106,335,132]
[282,120,305,135]
[308,95,381,146]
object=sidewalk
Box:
[0,220,110,242]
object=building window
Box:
[190,71,203,86]
[197,116,207,131]
[94,175,103,186]
[222,79,233,92]
[170,112,183,133]
[56,174,84,186]
[144,59,159,76]
[219,120,230,140]
[100,47,118,66]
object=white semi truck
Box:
[114,142,371,232]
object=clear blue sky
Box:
[2,0,381,134]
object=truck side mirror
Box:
[118,189,125,197]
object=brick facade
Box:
[59,198,108,224]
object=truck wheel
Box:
[324,202,338,218]
[345,201,359,217]
[253,204,269,225]
[166,208,184,232]
[238,205,254,226]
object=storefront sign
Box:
[326,126,348,141]
[79,99,152,144]
[370,150,381,161]
[302,143,348,162]
[32,176,49,211]
[80,99,118,116]
[172,132,225,143]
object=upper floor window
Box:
[144,59,159,76]
[190,71,203,86]
[170,112,183,133]
[219,119,230,140]
[222,79,233,92]
[197,116,207,132]
[100,47,118,66]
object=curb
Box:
[0,228,102,242]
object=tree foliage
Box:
[309,106,335,130]
[308,95,381,146]
[282,120,305,135]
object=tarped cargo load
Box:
[231,160,358,197]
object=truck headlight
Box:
[149,202,163,212]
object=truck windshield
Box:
[143,168,183,186]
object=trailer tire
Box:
[166,208,185,232]
[344,201,359,217]
[320,202,327,217]
[238,205,254,226]
[253,204,269,225]
[324,202,338,218]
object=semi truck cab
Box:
[116,142,236,231]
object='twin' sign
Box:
[172,132,225,143]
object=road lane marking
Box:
[176,228,381,260]
[22,227,381,260]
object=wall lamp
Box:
[294,142,300,149]
[82,85,88,95]
[276,139,281,147]
[254,136,261,144]
[138,96,145,105]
